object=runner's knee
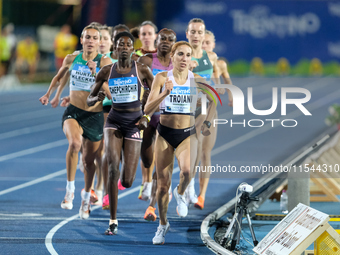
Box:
[108,166,120,181]
[68,140,81,153]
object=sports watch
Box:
[203,120,211,128]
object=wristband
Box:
[143,114,151,122]
[91,72,96,77]
[203,120,211,128]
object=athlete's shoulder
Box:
[193,72,202,79]
[217,59,227,71]
[71,50,81,56]
[101,55,113,65]
[136,61,150,71]
[64,53,77,65]
[207,51,218,61]
[137,54,152,67]
[155,71,168,80]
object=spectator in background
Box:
[130,26,142,50]
[0,27,12,77]
[4,23,17,69]
[54,24,78,70]
[15,35,40,82]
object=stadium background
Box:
[2,0,340,82]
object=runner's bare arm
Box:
[208,51,225,95]
[144,72,169,116]
[218,59,233,106]
[50,72,70,108]
[87,64,112,106]
[137,54,153,69]
[194,73,217,136]
[39,54,75,105]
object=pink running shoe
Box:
[102,194,109,210]
[118,179,126,190]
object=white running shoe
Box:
[173,186,188,217]
[186,179,198,205]
[79,190,91,219]
[152,222,170,245]
[140,182,152,201]
[61,190,74,210]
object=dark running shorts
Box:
[157,123,196,148]
[62,104,104,142]
[105,108,143,141]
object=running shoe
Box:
[138,184,144,199]
[102,194,109,210]
[185,180,198,204]
[152,222,170,245]
[81,189,98,204]
[79,197,91,219]
[144,206,157,222]
[61,190,74,210]
[105,223,118,235]
[194,195,205,210]
[173,186,188,217]
[139,182,152,201]
[118,179,126,190]
[92,189,102,205]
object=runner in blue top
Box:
[186,18,223,207]
[87,31,154,235]
[39,24,112,219]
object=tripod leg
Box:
[230,209,243,250]
[245,210,258,246]
[221,208,239,247]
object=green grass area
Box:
[227,59,340,77]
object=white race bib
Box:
[108,77,138,103]
[70,64,99,92]
[164,86,197,114]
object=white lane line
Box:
[0,169,66,196]
[0,109,61,124]
[0,237,46,240]
[45,166,181,255]
[0,121,60,140]
[0,213,43,217]
[1,216,203,222]
[0,139,68,162]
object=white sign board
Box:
[253,203,329,255]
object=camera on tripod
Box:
[221,183,259,251]
[239,184,253,193]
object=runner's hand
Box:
[39,94,49,105]
[86,60,96,75]
[96,91,106,102]
[136,116,148,130]
[164,77,173,95]
[201,124,211,136]
[60,96,70,107]
[50,97,60,108]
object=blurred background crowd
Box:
[0,0,339,83]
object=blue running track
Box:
[0,77,338,255]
